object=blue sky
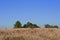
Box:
[0,0,60,28]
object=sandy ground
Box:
[0,28,60,40]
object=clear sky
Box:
[0,0,60,28]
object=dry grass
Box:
[0,28,60,40]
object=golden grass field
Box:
[0,28,60,40]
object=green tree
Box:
[14,21,22,28]
[25,22,33,28]
[53,25,58,28]
[23,22,40,28]
[45,24,59,28]
[32,24,40,28]
[45,24,51,28]
[23,24,27,28]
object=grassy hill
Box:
[0,28,60,40]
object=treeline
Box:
[14,21,59,28]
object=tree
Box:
[45,24,59,28]
[53,25,58,28]
[24,22,33,28]
[32,24,40,28]
[23,22,40,28]
[23,24,27,28]
[45,24,51,28]
[14,21,22,28]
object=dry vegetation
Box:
[0,28,60,40]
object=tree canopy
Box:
[14,21,22,28]
[13,20,59,28]
[23,22,40,28]
[45,24,58,28]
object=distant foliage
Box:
[13,21,59,28]
[53,25,58,28]
[45,24,58,28]
[14,21,22,28]
[45,24,53,28]
[25,22,33,28]
[32,24,40,28]
[23,22,40,28]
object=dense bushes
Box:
[14,21,40,28]
[45,24,58,28]
[14,20,59,28]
